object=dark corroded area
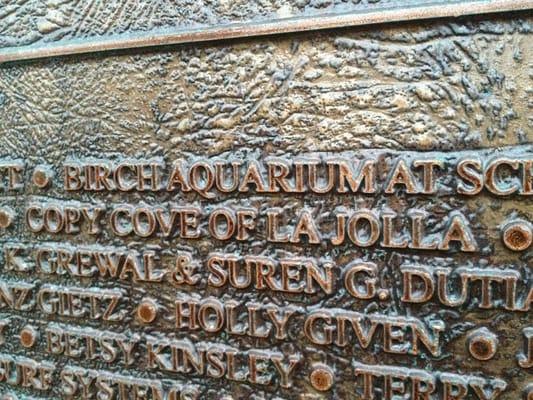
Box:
[0,11,531,400]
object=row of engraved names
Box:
[0,320,529,399]
[0,280,531,360]
[1,246,531,311]
[1,154,532,197]
[0,201,492,253]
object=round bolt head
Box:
[310,364,334,392]
[468,328,498,361]
[502,221,532,252]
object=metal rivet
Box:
[310,364,334,392]
[502,221,533,251]
[468,328,498,361]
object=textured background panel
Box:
[0,0,530,61]
[0,12,531,400]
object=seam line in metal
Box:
[1,0,532,63]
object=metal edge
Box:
[1,0,532,63]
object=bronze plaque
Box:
[0,1,531,399]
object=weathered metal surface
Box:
[1,0,533,62]
[0,4,532,400]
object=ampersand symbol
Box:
[172,254,200,285]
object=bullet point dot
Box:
[20,326,38,348]
[0,208,14,229]
[378,289,390,301]
[137,299,158,324]
[32,166,51,188]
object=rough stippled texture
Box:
[0,0,516,50]
[1,16,531,153]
